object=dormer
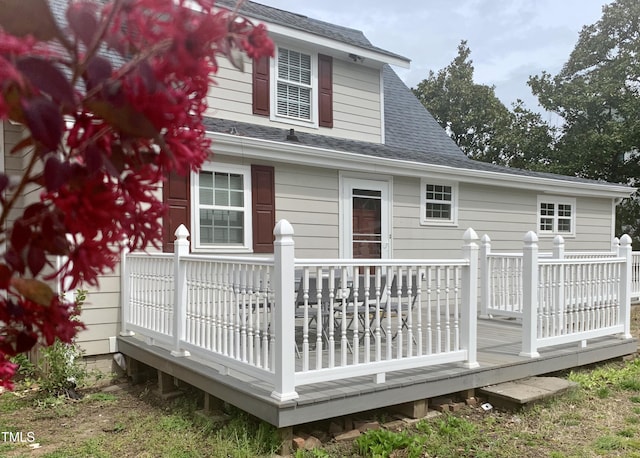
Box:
[207,1,410,144]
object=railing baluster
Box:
[395,266,403,358]
[444,267,450,353]
[426,266,433,355]
[374,267,382,362]
[416,268,423,356]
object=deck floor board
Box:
[118,316,637,427]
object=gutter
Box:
[207,132,635,200]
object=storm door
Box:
[341,177,391,259]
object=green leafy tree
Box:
[493,100,557,170]
[528,0,640,242]
[413,41,555,168]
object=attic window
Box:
[276,47,313,121]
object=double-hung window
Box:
[194,164,252,251]
[420,180,458,226]
[537,196,575,236]
[253,46,332,127]
[276,47,313,122]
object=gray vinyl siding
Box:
[209,155,340,257]
[2,121,121,357]
[75,269,121,355]
[205,56,382,143]
[3,122,40,226]
[393,178,616,258]
[275,164,339,258]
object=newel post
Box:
[461,228,480,369]
[119,241,135,337]
[552,235,565,259]
[520,231,540,358]
[271,220,299,401]
[171,225,190,357]
[612,237,620,254]
[618,234,633,339]
[479,234,491,319]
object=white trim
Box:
[191,163,253,253]
[379,67,385,145]
[537,195,576,238]
[205,2,410,68]
[611,198,617,241]
[339,173,392,259]
[270,44,319,128]
[207,132,634,200]
[420,179,458,227]
[264,24,410,69]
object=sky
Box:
[255,0,610,123]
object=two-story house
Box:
[1,0,636,427]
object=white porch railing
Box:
[633,252,640,300]
[520,232,633,357]
[120,221,635,399]
[120,221,480,401]
[478,233,633,357]
[480,235,630,318]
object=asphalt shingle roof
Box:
[46,0,625,189]
[204,64,617,187]
[216,0,409,63]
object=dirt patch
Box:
[1,382,160,457]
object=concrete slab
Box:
[478,377,578,409]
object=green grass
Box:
[569,358,640,393]
[4,353,640,458]
[0,391,31,413]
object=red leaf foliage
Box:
[0,0,274,389]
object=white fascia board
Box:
[260,23,410,69]
[207,132,635,199]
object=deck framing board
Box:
[117,318,637,427]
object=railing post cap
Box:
[481,234,491,243]
[524,231,538,244]
[463,227,479,242]
[274,219,294,237]
[174,224,190,240]
[553,235,564,245]
[620,234,632,246]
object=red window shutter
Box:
[251,165,275,253]
[252,56,270,116]
[318,54,333,128]
[162,171,191,253]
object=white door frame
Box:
[339,173,392,259]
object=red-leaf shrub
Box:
[0,0,274,389]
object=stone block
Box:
[292,436,306,450]
[394,399,428,419]
[382,420,405,431]
[450,402,466,412]
[334,429,361,442]
[304,436,322,450]
[355,421,381,432]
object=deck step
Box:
[478,377,578,409]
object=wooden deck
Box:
[117,317,637,428]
